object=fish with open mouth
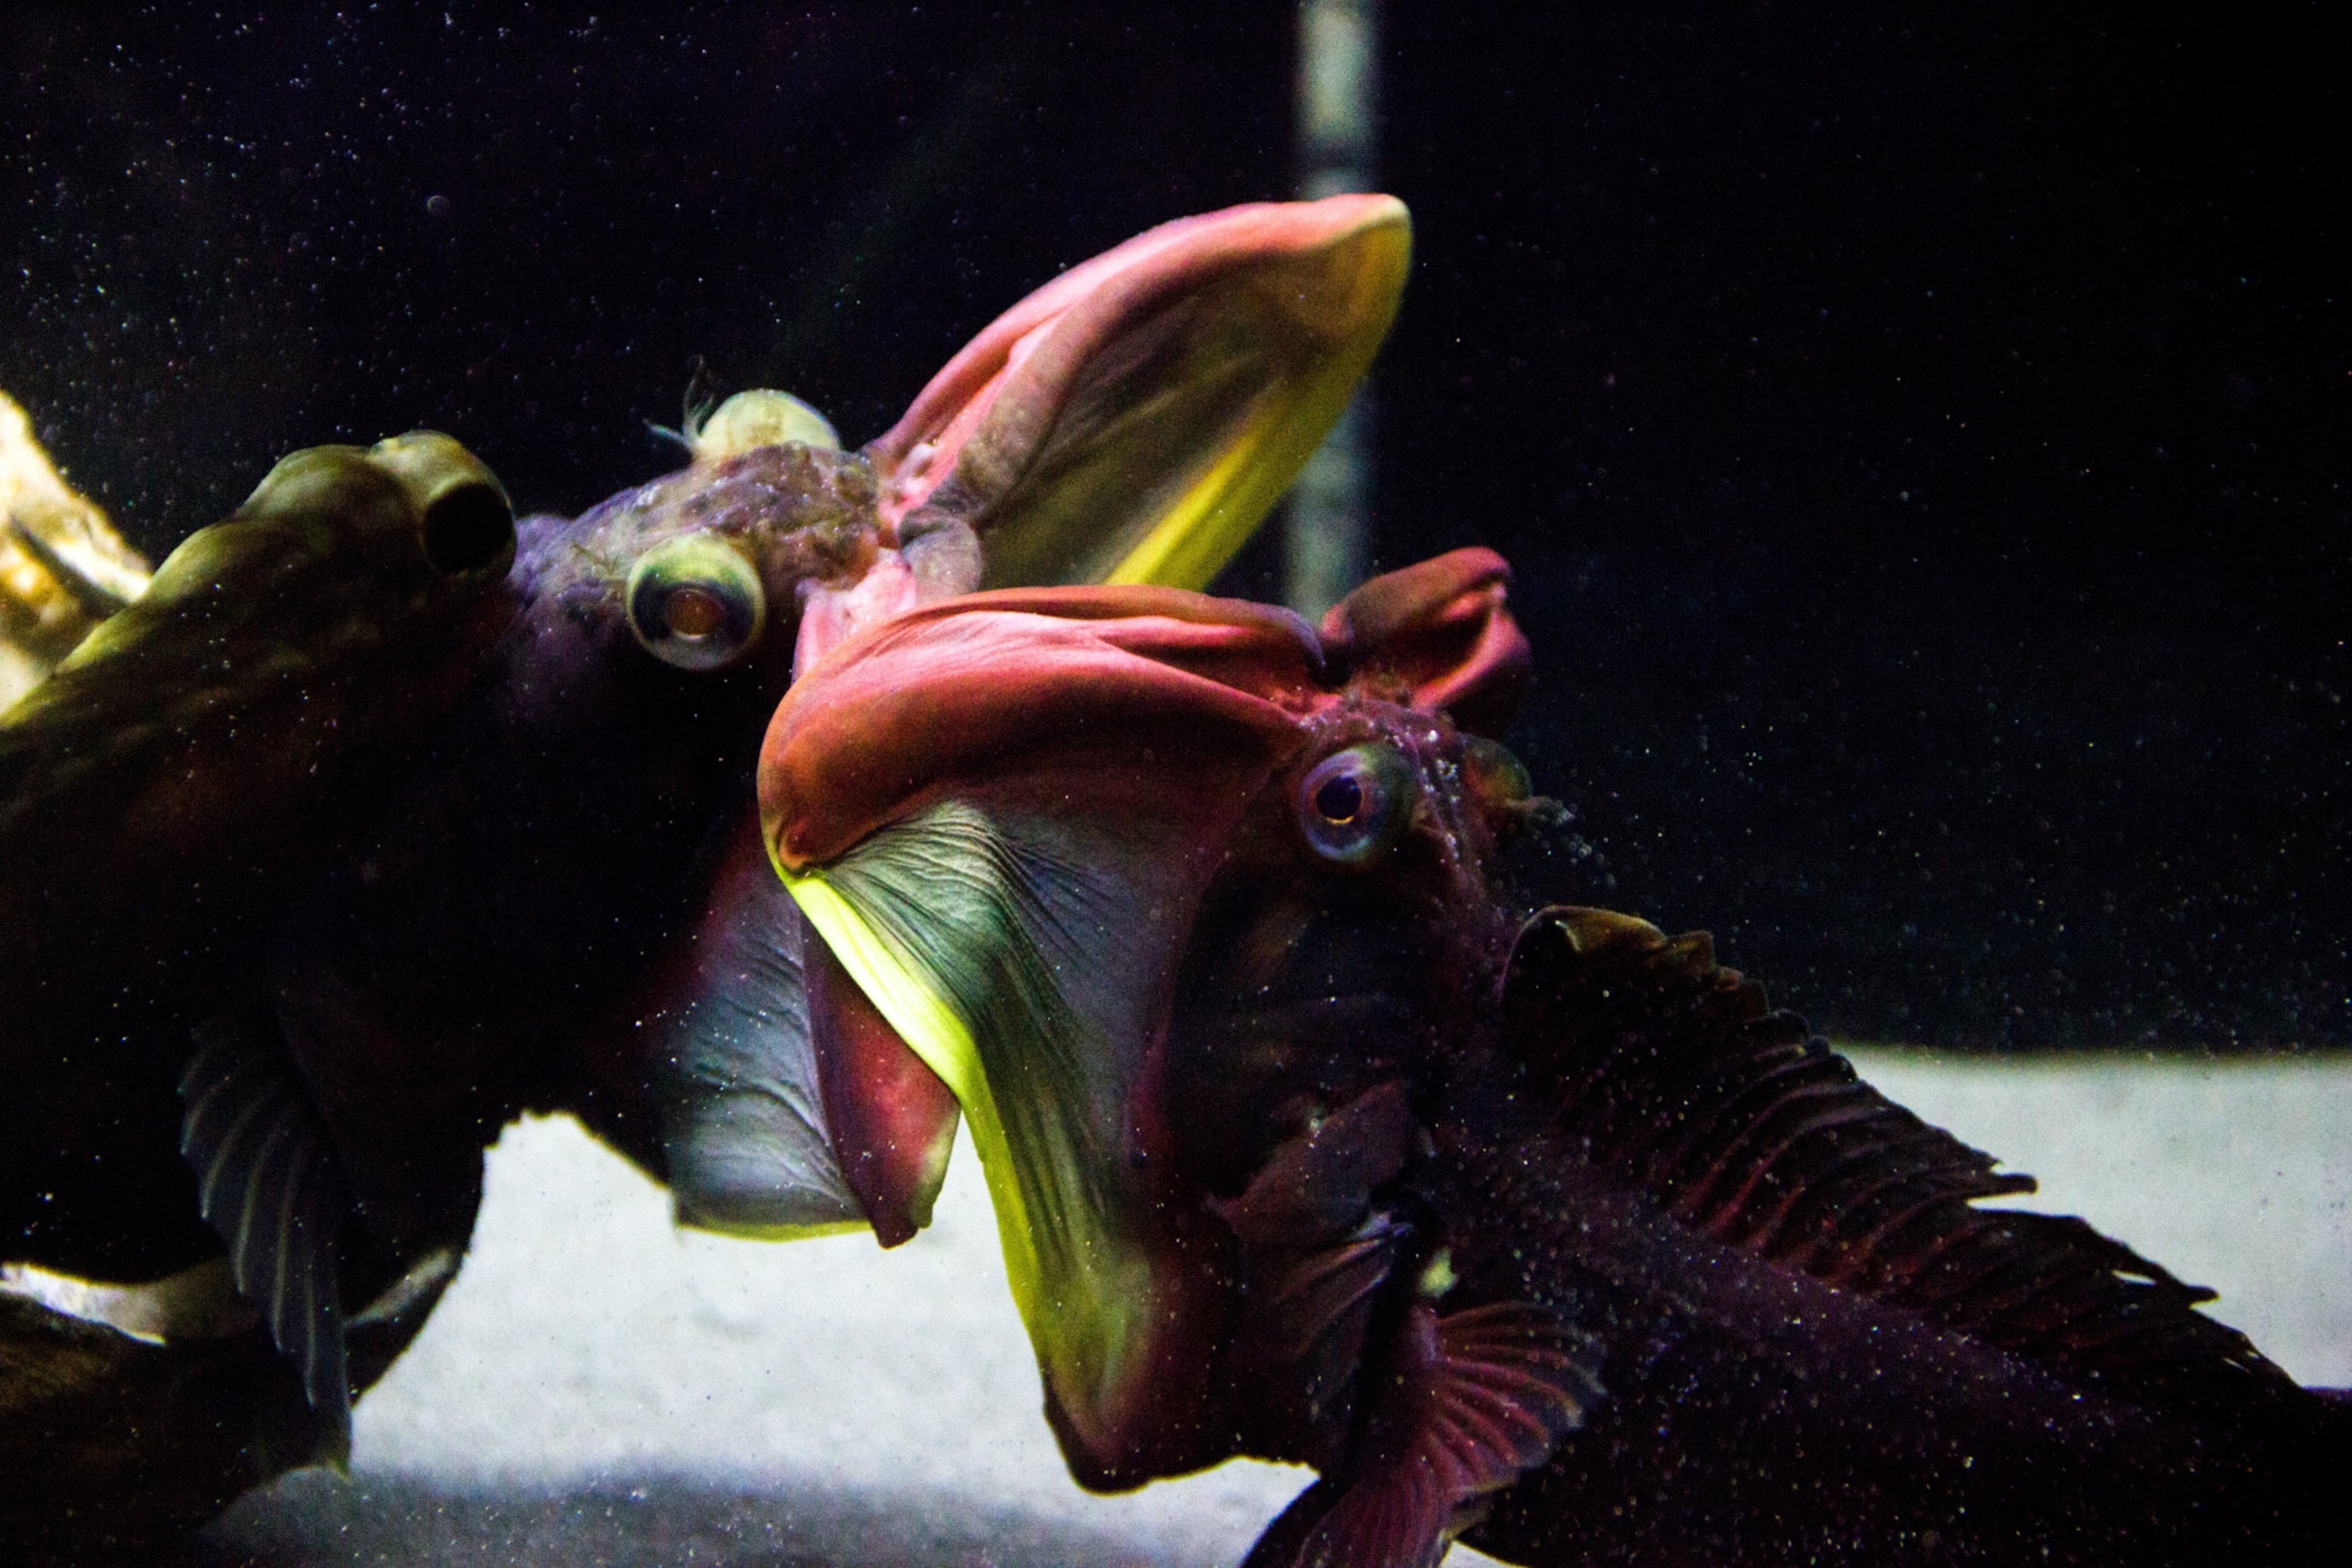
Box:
[759,549,2350,1566]
[0,194,1410,1556]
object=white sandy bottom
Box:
[187,1055,2352,1566]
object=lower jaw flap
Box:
[808,934,962,1246]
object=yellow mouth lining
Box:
[1102,220,1411,594]
[779,870,1050,1333]
[778,825,1161,1435]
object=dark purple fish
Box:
[760,549,2350,1566]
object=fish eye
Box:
[1295,743,1419,868]
[626,533,768,671]
[419,479,515,575]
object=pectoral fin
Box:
[1250,1302,1604,1568]
[1232,1215,1402,1459]
[1218,1086,1418,1454]
[178,1011,351,1455]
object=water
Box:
[6,8,2346,1564]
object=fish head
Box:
[630,194,1417,1248]
[259,433,883,1260]
[1155,702,1528,1204]
[488,189,1415,766]
[0,431,519,904]
[511,435,877,698]
[1160,547,1538,1196]
[53,429,517,680]
[756,548,1530,1482]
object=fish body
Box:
[763,552,2349,1566]
[0,433,518,1554]
[267,440,880,1269]
[0,437,899,1556]
[1433,998,2337,1563]
[1246,906,2347,1564]
[1,433,518,1282]
[4,431,882,1557]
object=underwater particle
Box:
[424,194,452,220]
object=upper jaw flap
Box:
[755,557,1530,1474]
[864,195,1412,594]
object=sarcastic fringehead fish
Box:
[758,550,2350,1566]
[2,431,521,1544]
[1,195,1411,1557]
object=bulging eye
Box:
[626,534,767,671]
[1295,743,1419,867]
[419,479,516,576]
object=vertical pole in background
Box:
[1287,0,1380,621]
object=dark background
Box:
[4,3,2344,1049]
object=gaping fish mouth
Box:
[777,797,1217,1474]
[667,191,1420,1244]
[753,589,1335,1476]
[726,178,1542,1475]
[866,193,1413,596]
[750,562,1531,1481]
[667,193,1426,1452]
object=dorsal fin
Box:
[1502,906,2304,1419]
